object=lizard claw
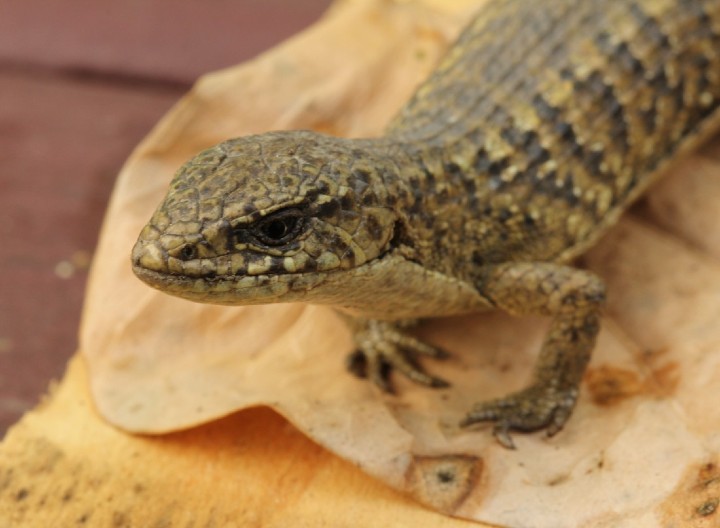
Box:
[460,384,578,449]
[346,320,450,393]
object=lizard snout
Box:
[131,238,168,274]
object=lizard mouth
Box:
[131,241,333,305]
[130,236,399,308]
[132,263,332,305]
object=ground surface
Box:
[0,0,332,435]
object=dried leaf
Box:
[78,0,720,526]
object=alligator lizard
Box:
[131,0,720,449]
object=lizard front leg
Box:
[343,317,450,392]
[462,262,606,449]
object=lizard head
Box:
[131,131,402,306]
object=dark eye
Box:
[252,209,305,246]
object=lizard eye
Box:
[251,208,305,246]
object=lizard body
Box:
[132,0,720,448]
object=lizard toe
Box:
[460,384,579,449]
[346,319,450,392]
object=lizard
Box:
[131,0,720,449]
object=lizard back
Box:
[383,0,720,279]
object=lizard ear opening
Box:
[388,219,413,251]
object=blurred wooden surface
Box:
[0,0,332,435]
[0,356,479,527]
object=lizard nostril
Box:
[131,241,144,266]
[179,244,198,261]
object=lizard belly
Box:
[312,252,492,320]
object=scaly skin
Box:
[132,0,720,448]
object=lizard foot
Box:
[346,320,450,393]
[460,384,578,449]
